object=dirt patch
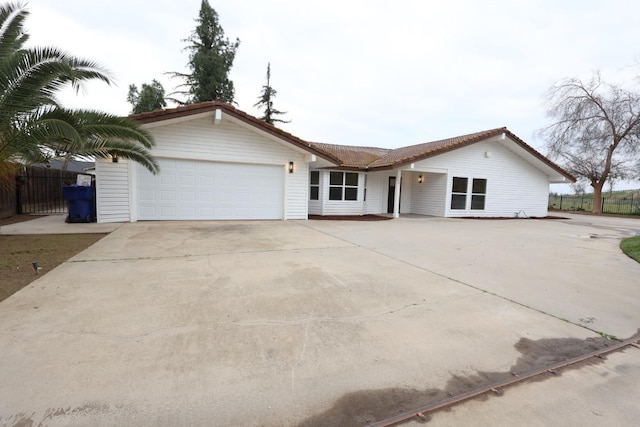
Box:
[308,215,392,221]
[295,333,631,427]
[0,233,106,302]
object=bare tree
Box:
[570,182,586,196]
[538,71,640,213]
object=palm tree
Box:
[0,2,159,184]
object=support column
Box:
[393,169,402,218]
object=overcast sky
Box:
[24,0,640,189]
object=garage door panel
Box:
[198,175,214,186]
[160,206,177,217]
[181,191,196,202]
[160,190,176,201]
[179,175,196,185]
[161,174,176,185]
[139,191,154,201]
[199,191,214,201]
[136,159,284,220]
[139,174,154,185]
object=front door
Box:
[387,177,396,213]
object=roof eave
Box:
[128,101,342,166]
[369,128,508,171]
[368,128,576,183]
[503,130,577,182]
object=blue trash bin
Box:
[63,185,96,223]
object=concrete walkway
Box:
[0,215,638,426]
[0,214,123,235]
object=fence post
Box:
[15,176,23,214]
[602,197,605,213]
[559,195,563,210]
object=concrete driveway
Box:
[0,215,639,426]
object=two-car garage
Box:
[95,102,328,223]
[135,158,284,221]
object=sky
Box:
[23,0,640,191]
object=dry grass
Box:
[0,216,105,302]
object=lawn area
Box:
[620,236,640,263]
[0,216,105,302]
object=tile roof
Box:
[310,143,391,168]
[128,101,575,181]
[309,128,575,181]
[370,128,507,168]
[310,128,506,169]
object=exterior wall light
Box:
[288,161,294,173]
[112,155,119,163]
[418,175,423,184]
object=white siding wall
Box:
[97,115,310,222]
[364,173,384,215]
[307,139,551,218]
[149,117,307,165]
[96,159,131,223]
[308,202,321,215]
[410,172,447,216]
[415,139,550,217]
[399,174,413,214]
[285,162,309,219]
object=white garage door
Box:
[136,158,284,220]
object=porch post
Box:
[393,169,402,218]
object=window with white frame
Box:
[471,178,487,210]
[329,172,358,201]
[310,171,320,200]
[450,177,468,209]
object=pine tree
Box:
[254,63,290,125]
[170,0,239,104]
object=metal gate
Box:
[16,167,79,214]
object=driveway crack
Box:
[48,302,432,341]
[68,244,356,263]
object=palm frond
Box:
[0,2,29,57]
[77,138,159,174]
[0,2,159,181]
[66,110,155,149]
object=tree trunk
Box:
[592,182,604,214]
